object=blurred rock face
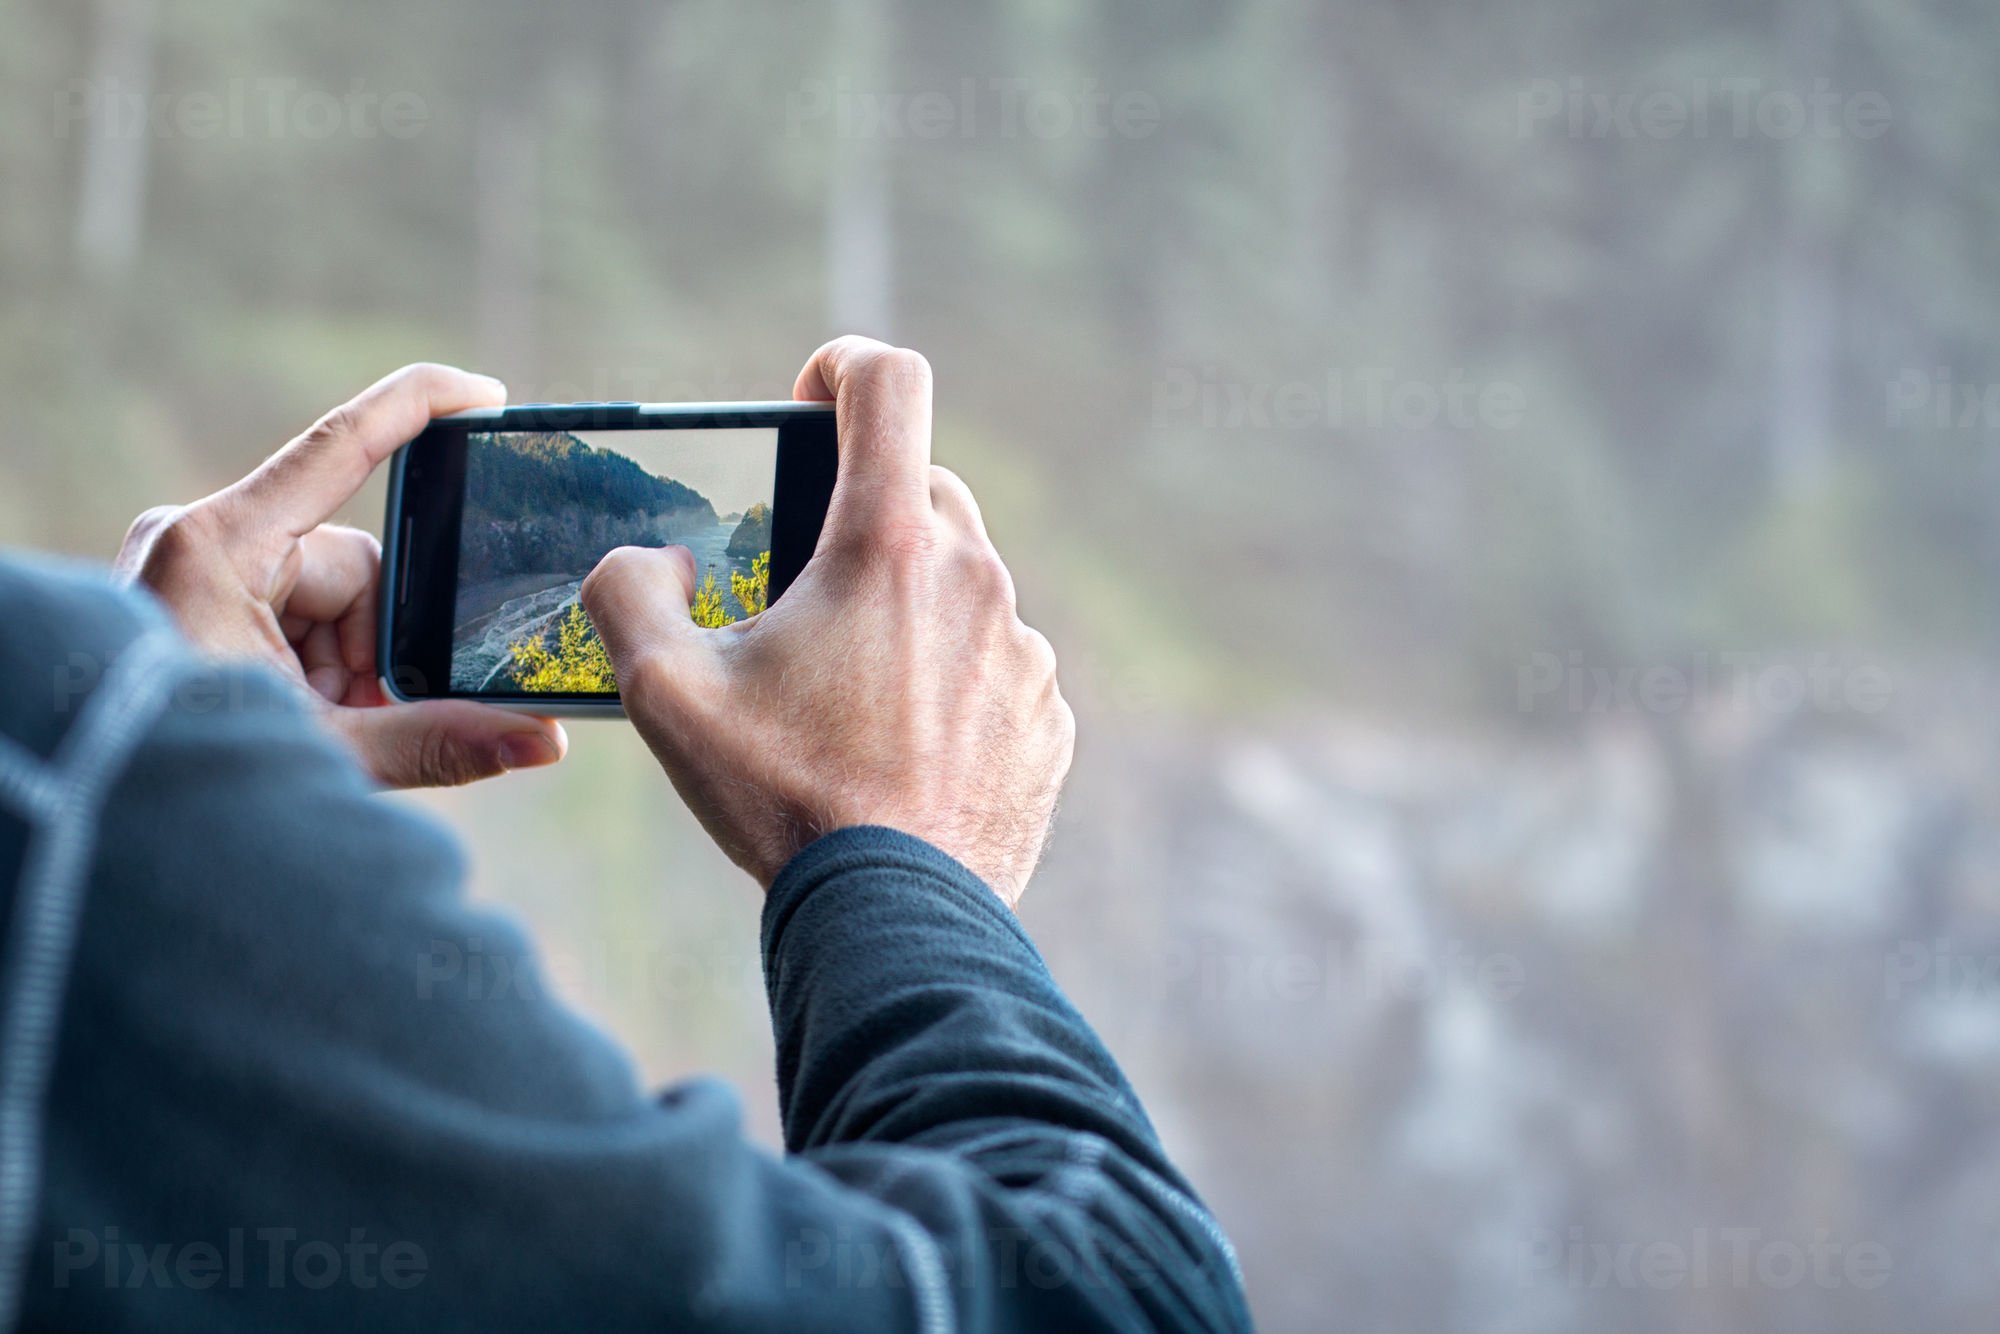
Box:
[1032,691,2000,1334]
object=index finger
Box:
[225,363,507,539]
[793,336,934,536]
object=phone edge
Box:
[373,404,836,720]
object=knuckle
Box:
[301,401,360,449]
[121,504,187,554]
[590,544,645,579]
[416,727,478,789]
[815,335,884,389]
[1051,689,1077,740]
[960,544,1016,604]
[867,346,933,394]
[823,333,882,362]
[1021,625,1060,677]
[133,505,214,570]
[382,362,450,401]
[664,544,699,589]
[930,465,979,514]
[583,546,647,602]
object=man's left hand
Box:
[116,363,567,788]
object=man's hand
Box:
[115,364,567,788]
[582,337,1074,907]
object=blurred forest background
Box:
[5,0,1999,1329]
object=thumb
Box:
[581,545,715,689]
[330,702,568,789]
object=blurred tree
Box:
[73,0,159,282]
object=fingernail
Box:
[499,733,559,771]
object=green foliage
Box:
[508,603,617,693]
[690,551,769,628]
[730,551,770,619]
[690,567,734,629]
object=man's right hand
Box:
[580,337,1075,908]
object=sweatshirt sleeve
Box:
[11,570,1249,1334]
[763,829,1249,1330]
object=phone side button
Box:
[398,517,414,605]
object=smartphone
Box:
[380,401,837,715]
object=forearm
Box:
[764,828,1249,1331]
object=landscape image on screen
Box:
[450,428,778,694]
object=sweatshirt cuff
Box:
[760,825,1033,979]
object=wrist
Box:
[765,821,1016,910]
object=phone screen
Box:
[450,427,779,696]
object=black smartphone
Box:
[380,401,837,714]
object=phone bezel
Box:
[379,401,836,717]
